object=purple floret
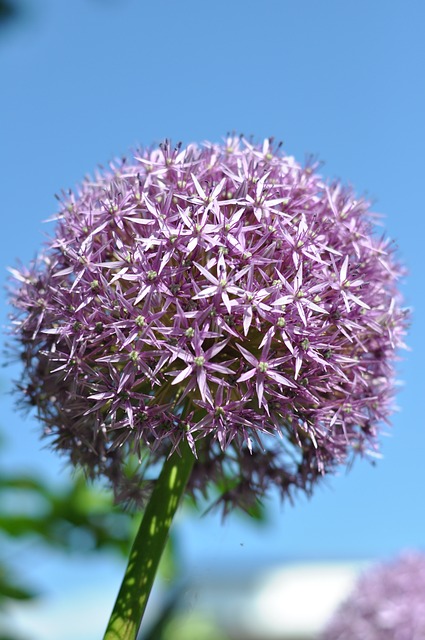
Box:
[322,552,425,640]
[8,136,408,511]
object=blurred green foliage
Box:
[0,442,138,639]
[0,472,136,556]
[0,456,229,640]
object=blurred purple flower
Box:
[8,137,408,511]
[322,552,425,640]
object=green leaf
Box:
[0,565,36,604]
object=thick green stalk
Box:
[103,440,195,640]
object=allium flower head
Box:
[8,137,408,511]
[321,552,425,640]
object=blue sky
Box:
[1,0,424,637]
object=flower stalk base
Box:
[103,441,195,640]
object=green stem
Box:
[103,440,195,640]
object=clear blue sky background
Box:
[1,0,424,637]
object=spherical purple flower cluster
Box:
[322,552,425,639]
[9,137,407,511]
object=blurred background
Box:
[1,1,424,638]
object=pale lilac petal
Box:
[236,344,258,367]
[171,365,193,385]
[237,369,256,383]
[243,306,253,335]
[266,370,297,387]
